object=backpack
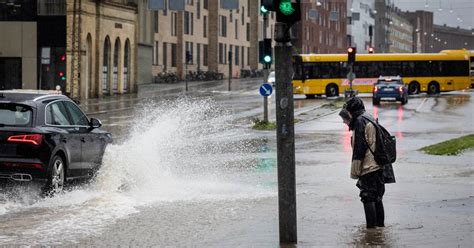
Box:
[362,116,397,166]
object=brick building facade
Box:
[295,0,348,54]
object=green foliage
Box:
[420,134,474,156]
[321,99,345,109]
[252,118,277,130]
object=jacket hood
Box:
[345,96,365,118]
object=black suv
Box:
[0,90,112,195]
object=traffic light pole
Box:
[263,13,269,123]
[274,22,297,244]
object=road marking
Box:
[416,98,428,112]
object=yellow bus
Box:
[292,50,471,98]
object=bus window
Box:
[402,61,415,77]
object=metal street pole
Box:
[263,13,269,123]
[274,22,297,244]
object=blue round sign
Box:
[259,83,273,97]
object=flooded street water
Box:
[0,81,472,246]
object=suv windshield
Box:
[0,103,33,126]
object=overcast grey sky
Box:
[393,0,473,30]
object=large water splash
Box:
[94,97,275,203]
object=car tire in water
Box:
[325,84,339,97]
[43,155,65,196]
[408,81,420,95]
[306,94,315,99]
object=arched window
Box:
[123,39,130,93]
[113,38,121,93]
[103,36,111,94]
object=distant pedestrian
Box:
[339,97,385,229]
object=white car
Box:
[267,71,275,85]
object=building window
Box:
[171,12,177,36]
[164,0,168,16]
[191,13,194,35]
[154,11,159,33]
[246,23,250,41]
[197,0,201,19]
[184,11,190,35]
[203,16,207,38]
[153,41,159,65]
[197,43,201,68]
[241,46,244,68]
[186,42,194,64]
[163,42,168,70]
[247,47,250,66]
[241,7,244,25]
[203,44,208,66]
[219,43,223,64]
[235,21,238,39]
[235,46,239,66]
[220,15,227,37]
[203,0,208,10]
[171,43,177,67]
[123,40,130,92]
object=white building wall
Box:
[348,0,375,53]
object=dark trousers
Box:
[356,169,385,203]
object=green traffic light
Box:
[279,0,295,15]
[61,76,66,81]
[260,5,268,14]
[264,55,272,63]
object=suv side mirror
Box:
[90,118,102,129]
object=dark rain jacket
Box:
[350,113,381,179]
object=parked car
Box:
[373,76,408,105]
[0,90,112,195]
[267,71,275,86]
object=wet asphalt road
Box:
[0,79,472,247]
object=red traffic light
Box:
[368,47,374,53]
[60,55,66,61]
[347,47,354,53]
[58,72,64,77]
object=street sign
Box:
[259,83,273,97]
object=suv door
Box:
[45,101,82,172]
[62,101,103,172]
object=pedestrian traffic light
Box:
[368,46,374,54]
[276,0,301,27]
[347,47,357,64]
[259,39,272,65]
[260,0,274,14]
[185,51,192,64]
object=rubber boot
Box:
[375,201,385,227]
[363,202,377,229]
